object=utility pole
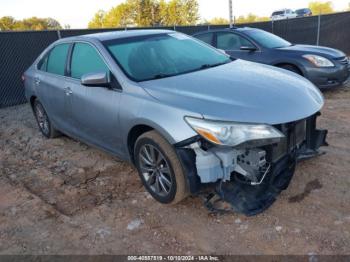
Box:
[229,0,233,28]
[316,10,321,46]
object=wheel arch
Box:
[127,124,154,164]
[29,95,37,108]
[127,122,179,164]
[273,62,304,76]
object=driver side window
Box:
[70,43,109,79]
[217,32,255,51]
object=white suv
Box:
[271,9,297,21]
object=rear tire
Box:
[33,100,61,138]
[134,130,189,204]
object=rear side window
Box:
[70,43,109,79]
[38,55,48,71]
[217,33,254,50]
[46,43,70,76]
[195,33,214,46]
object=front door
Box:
[65,42,122,154]
[216,32,261,62]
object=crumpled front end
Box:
[175,113,328,216]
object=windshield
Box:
[104,33,231,82]
[272,11,284,16]
[245,29,291,49]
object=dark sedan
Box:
[295,8,312,17]
[193,28,350,89]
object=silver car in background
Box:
[24,30,327,216]
[271,9,297,21]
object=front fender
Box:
[119,91,201,154]
[272,58,307,76]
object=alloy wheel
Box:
[34,102,50,136]
[138,144,173,197]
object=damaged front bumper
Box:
[175,113,328,216]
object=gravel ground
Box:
[0,84,350,255]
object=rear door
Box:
[64,42,122,154]
[34,43,71,131]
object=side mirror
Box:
[81,72,111,87]
[240,46,257,51]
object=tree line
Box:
[88,0,199,28]
[0,16,63,31]
[0,1,348,31]
[88,0,344,27]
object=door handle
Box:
[34,77,41,85]
[64,87,73,96]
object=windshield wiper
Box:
[143,61,232,81]
[150,73,174,80]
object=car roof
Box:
[192,27,258,36]
[60,29,175,42]
[273,9,288,12]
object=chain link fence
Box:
[1,11,350,108]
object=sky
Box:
[0,0,349,28]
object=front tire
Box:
[33,100,60,138]
[279,64,302,75]
[134,131,189,204]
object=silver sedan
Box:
[24,30,327,215]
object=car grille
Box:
[271,120,306,162]
[337,57,349,65]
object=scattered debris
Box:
[127,219,143,231]
[275,226,283,232]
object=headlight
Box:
[303,54,334,67]
[185,117,285,147]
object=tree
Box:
[88,10,106,28]
[209,17,229,25]
[181,0,200,25]
[104,3,134,27]
[165,0,185,25]
[45,18,62,29]
[0,16,16,30]
[235,13,269,24]
[159,0,168,25]
[308,1,334,15]
[137,0,160,26]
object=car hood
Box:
[278,44,345,58]
[138,60,324,125]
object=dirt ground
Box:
[1,84,350,255]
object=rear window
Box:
[46,43,70,76]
